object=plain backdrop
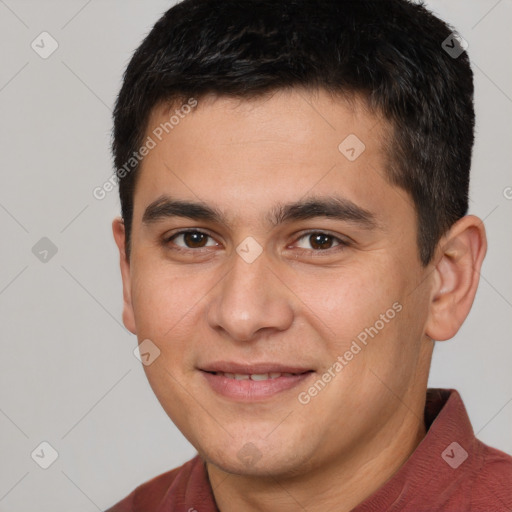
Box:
[0,1,511,510]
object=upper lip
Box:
[199,361,313,374]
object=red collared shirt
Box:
[105,389,512,511]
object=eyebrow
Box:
[142,194,379,230]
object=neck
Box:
[207,401,427,512]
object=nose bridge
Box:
[207,244,293,341]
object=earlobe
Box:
[425,215,487,341]
[112,217,137,334]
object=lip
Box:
[199,361,315,401]
[199,361,313,375]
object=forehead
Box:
[146,89,386,151]
[134,89,410,228]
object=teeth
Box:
[216,372,297,380]
[250,373,269,381]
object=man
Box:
[106,0,512,510]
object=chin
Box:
[200,438,315,479]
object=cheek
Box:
[289,259,403,349]
[130,260,205,343]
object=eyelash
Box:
[163,229,351,256]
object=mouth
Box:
[207,371,306,381]
[199,363,315,401]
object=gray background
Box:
[0,0,510,510]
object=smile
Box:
[212,371,300,380]
[200,367,314,401]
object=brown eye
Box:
[183,231,208,248]
[309,233,334,250]
[295,232,343,251]
[167,230,218,249]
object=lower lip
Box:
[201,371,314,401]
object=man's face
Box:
[117,89,435,477]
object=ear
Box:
[112,217,137,334]
[425,215,487,341]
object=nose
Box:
[206,244,294,343]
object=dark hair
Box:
[112,0,474,265]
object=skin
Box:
[112,88,487,512]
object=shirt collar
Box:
[352,388,480,511]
